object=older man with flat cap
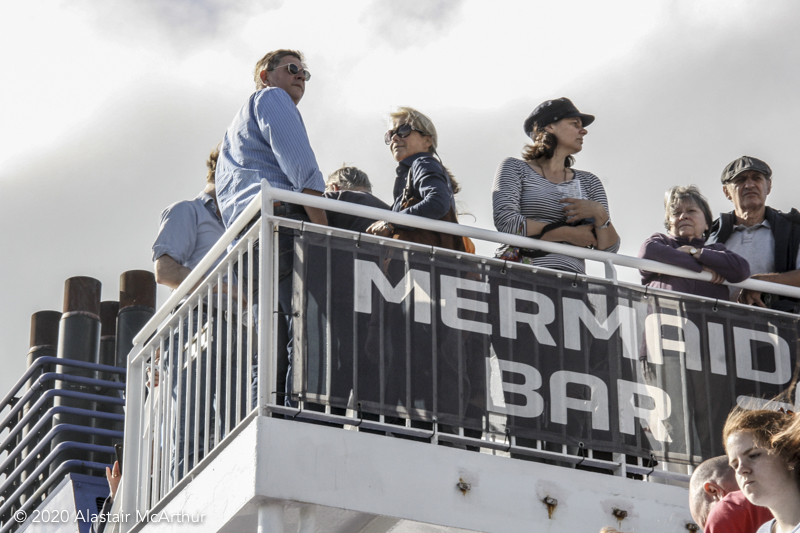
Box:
[707,156,800,310]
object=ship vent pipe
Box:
[50,276,102,480]
[115,270,156,379]
[92,301,122,466]
[19,311,61,505]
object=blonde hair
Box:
[390,107,438,153]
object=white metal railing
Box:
[119,179,800,529]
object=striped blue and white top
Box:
[216,87,325,228]
[492,157,618,274]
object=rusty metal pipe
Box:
[92,301,122,466]
[115,270,156,375]
[50,277,102,479]
[18,311,61,505]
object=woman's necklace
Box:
[534,162,569,183]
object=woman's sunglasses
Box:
[269,63,312,81]
[384,123,427,145]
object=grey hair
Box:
[664,185,713,238]
[390,106,438,153]
[326,165,372,193]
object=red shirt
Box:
[705,491,773,533]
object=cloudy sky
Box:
[1,0,799,395]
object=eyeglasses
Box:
[384,123,427,145]
[269,63,312,81]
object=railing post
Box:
[120,345,144,533]
[259,180,275,416]
[603,260,617,281]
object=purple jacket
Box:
[638,233,750,301]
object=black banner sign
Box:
[293,231,800,464]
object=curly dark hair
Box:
[521,127,575,168]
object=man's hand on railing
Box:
[366,220,393,237]
[738,289,766,307]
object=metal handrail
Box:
[0,373,124,433]
[0,356,126,412]
[0,459,114,533]
[131,181,800,351]
[0,402,124,468]
[0,430,121,507]
[264,186,800,298]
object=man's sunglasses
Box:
[384,123,427,145]
[269,63,312,81]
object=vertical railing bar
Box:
[193,296,203,470]
[246,238,254,414]
[185,303,195,477]
[215,270,223,447]
[271,219,280,408]
[379,257,386,428]
[325,239,332,412]
[144,347,156,509]
[136,349,148,515]
[259,185,275,415]
[404,251,411,420]
[236,246,245,426]
[175,314,186,481]
[226,257,234,436]
[457,267,464,438]
[203,284,212,460]
[352,245,359,417]
[165,324,177,492]
[430,257,438,429]
[157,334,168,499]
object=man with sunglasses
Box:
[216,49,326,228]
[215,49,327,407]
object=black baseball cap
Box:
[523,97,595,137]
[720,156,772,184]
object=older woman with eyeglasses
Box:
[366,107,465,252]
[639,185,750,300]
[492,97,619,273]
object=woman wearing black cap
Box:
[492,97,619,273]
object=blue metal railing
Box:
[0,356,126,532]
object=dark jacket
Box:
[707,206,800,274]
[391,152,455,220]
[323,190,390,233]
[639,233,750,301]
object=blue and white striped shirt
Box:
[216,87,325,228]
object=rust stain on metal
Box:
[543,496,558,519]
[456,478,471,495]
[612,507,628,527]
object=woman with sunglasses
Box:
[366,107,478,432]
[724,408,800,533]
[492,97,619,273]
[366,107,465,252]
